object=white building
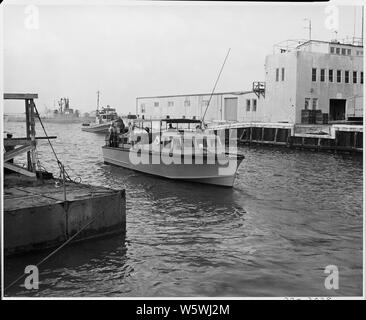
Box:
[262,39,363,123]
[136,39,363,125]
[136,91,262,123]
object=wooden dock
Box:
[4,174,126,256]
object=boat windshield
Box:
[183,137,194,149]
[165,134,224,154]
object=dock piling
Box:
[213,122,362,153]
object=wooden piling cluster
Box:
[238,126,290,146]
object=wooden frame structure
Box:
[3,93,56,178]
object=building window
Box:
[347,49,351,55]
[252,99,257,112]
[168,101,174,107]
[246,99,251,111]
[341,48,346,55]
[320,69,325,82]
[154,102,159,107]
[184,100,190,107]
[304,98,310,110]
[361,72,364,84]
[330,47,335,54]
[329,69,333,82]
[345,70,349,83]
[337,70,341,83]
[353,71,357,83]
[312,98,318,110]
[336,47,340,54]
[140,103,146,113]
[281,68,285,81]
[276,68,279,81]
[312,68,317,81]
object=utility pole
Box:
[353,6,357,43]
[304,18,312,41]
[362,6,364,45]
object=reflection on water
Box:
[4,122,363,297]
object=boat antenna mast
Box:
[202,48,231,125]
[96,90,100,115]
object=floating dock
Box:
[211,122,363,153]
[4,174,126,256]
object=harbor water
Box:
[4,122,363,297]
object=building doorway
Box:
[329,99,346,121]
[224,97,238,121]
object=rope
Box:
[33,103,73,182]
[4,104,116,294]
[4,213,101,293]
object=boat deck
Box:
[4,174,119,211]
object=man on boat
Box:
[107,124,114,147]
[115,117,125,133]
[112,123,119,147]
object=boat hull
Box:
[81,123,111,134]
[102,146,243,187]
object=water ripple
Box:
[4,123,363,297]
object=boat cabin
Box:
[125,118,224,156]
[97,106,118,123]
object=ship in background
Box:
[4,97,95,123]
[39,97,94,124]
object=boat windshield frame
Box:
[130,118,202,132]
[162,118,202,124]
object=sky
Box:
[2,1,364,114]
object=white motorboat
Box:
[82,105,119,133]
[102,118,244,187]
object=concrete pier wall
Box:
[4,177,126,255]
